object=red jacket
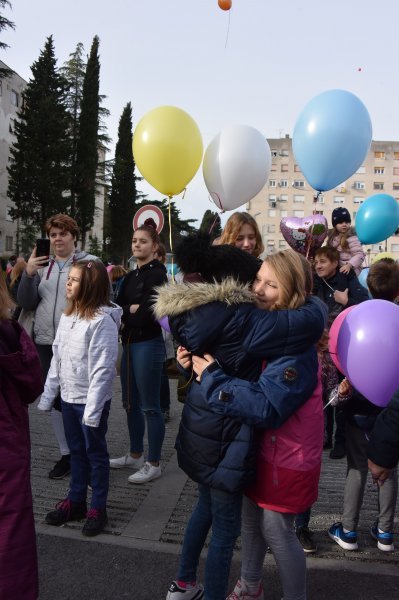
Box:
[0,320,44,600]
[246,368,323,514]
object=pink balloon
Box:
[337,300,399,407]
[280,215,328,258]
[158,316,171,333]
[328,306,355,373]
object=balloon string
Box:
[305,192,321,260]
[168,196,175,283]
[208,213,220,235]
[225,9,231,49]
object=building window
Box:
[354,197,364,204]
[279,180,288,187]
[374,182,384,190]
[353,181,365,190]
[374,151,385,159]
[271,164,277,172]
[281,164,289,172]
[279,240,287,248]
[279,149,289,157]
[269,194,277,202]
[393,182,399,190]
[393,167,399,176]
[271,150,278,158]
[293,180,305,188]
[333,196,344,204]
[315,210,324,215]
[279,194,288,202]
[317,195,325,204]
[294,164,301,172]
[374,167,385,175]
[294,195,304,203]
[394,152,399,160]
[280,210,288,217]
[269,179,276,187]
[10,90,19,107]
[268,224,275,233]
[294,210,304,217]
[356,166,366,174]
[267,240,275,246]
[268,209,276,217]
[391,244,399,252]
[5,236,13,251]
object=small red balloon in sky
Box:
[218,0,232,10]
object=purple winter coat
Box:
[0,319,44,600]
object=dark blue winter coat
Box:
[154,279,327,493]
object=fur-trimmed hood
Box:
[153,278,256,319]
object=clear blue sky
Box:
[2,0,398,226]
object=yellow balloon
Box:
[373,251,395,263]
[133,106,203,196]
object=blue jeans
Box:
[120,336,165,462]
[61,400,111,509]
[177,484,242,600]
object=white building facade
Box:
[248,135,399,263]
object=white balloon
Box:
[203,125,272,211]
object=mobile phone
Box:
[36,238,50,266]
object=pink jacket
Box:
[246,370,323,514]
[327,231,365,276]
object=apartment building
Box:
[0,61,105,258]
[0,61,26,257]
[247,135,399,262]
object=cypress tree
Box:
[75,35,100,247]
[199,209,222,240]
[0,1,15,78]
[7,36,71,234]
[108,102,136,264]
[60,42,85,215]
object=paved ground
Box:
[30,378,399,599]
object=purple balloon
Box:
[158,316,171,333]
[337,300,399,407]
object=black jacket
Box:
[313,269,369,324]
[367,388,399,469]
[116,259,167,344]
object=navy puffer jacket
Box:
[154,279,327,493]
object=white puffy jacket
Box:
[38,303,122,427]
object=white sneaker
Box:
[128,461,162,484]
[109,454,144,469]
[166,581,204,599]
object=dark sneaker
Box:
[329,444,346,459]
[82,508,108,537]
[370,524,394,552]
[166,581,204,599]
[48,455,71,479]
[328,522,358,550]
[296,526,317,553]
[45,498,87,526]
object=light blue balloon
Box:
[355,194,399,245]
[167,263,180,276]
[293,89,372,192]
[358,267,369,290]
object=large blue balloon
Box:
[355,194,399,244]
[293,90,372,192]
